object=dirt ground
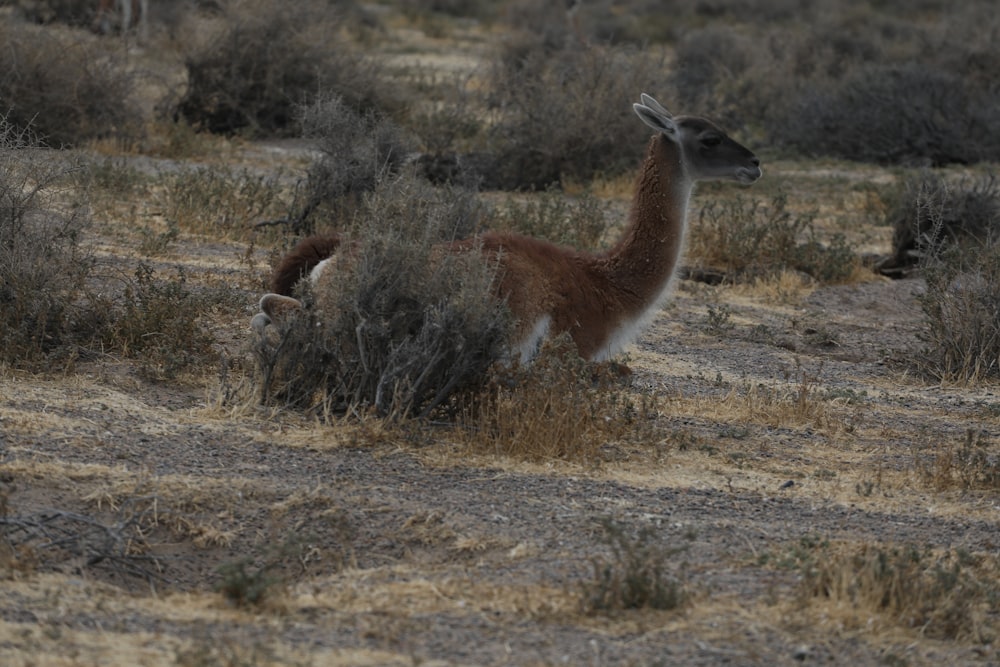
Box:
[3,208,1000,665]
[2,14,1000,667]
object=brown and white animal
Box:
[252,93,762,363]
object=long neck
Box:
[605,134,692,305]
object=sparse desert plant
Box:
[0,120,97,365]
[915,237,1000,384]
[919,429,1000,492]
[175,0,386,137]
[162,166,288,240]
[688,194,857,284]
[462,335,651,462]
[485,188,607,250]
[879,171,1000,277]
[885,170,1000,381]
[0,24,140,147]
[582,516,687,614]
[281,93,412,234]
[484,42,670,189]
[106,264,215,380]
[253,174,508,418]
[792,539,998,641]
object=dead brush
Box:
[792,539,999,641]
[0,495,165,585]
[581,516,687,614]
[162,166,288,242]
[917,428,1000,492]
[458,336,650,462]
[688,193,856,284]
[912,193,1000,382]
[253,175,508,419]
[0,118,96,366]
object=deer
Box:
[252,93,762,364]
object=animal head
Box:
[633,93,762,185]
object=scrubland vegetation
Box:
[2,0,1000,664]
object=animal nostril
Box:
[750,157,761,167]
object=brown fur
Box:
[270,137,694,359]
[270,233,344,296]
[263,98,760,361]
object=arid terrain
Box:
[2,4,1000,666]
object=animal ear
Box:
[633,102,677,136]
[639,93,672,117]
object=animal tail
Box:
[270,234,342,296]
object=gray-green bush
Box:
[176,0,386,137]
[0,120,95,364]
[254,174,508,418]
[688,194,857,284]
[483,43,670,189]
[0,25,140,147]
[880,171,1000,276]
[890,172,1000,382]
[284,94,412,234]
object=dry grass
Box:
[6,3,1000,665]
[687,193,858,284]
[916,428,1000,493]
[786,538,1000,642]
[456,336,657,463]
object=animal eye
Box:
[702,135,722,147]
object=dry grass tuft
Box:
[917,429,1000,492]
[581,517,687,614]
[459,336,656,463]
[789,538,999,642]
[688,193,857,284]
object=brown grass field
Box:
[2,4,1000,666]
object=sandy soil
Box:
[3,220,999,665]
